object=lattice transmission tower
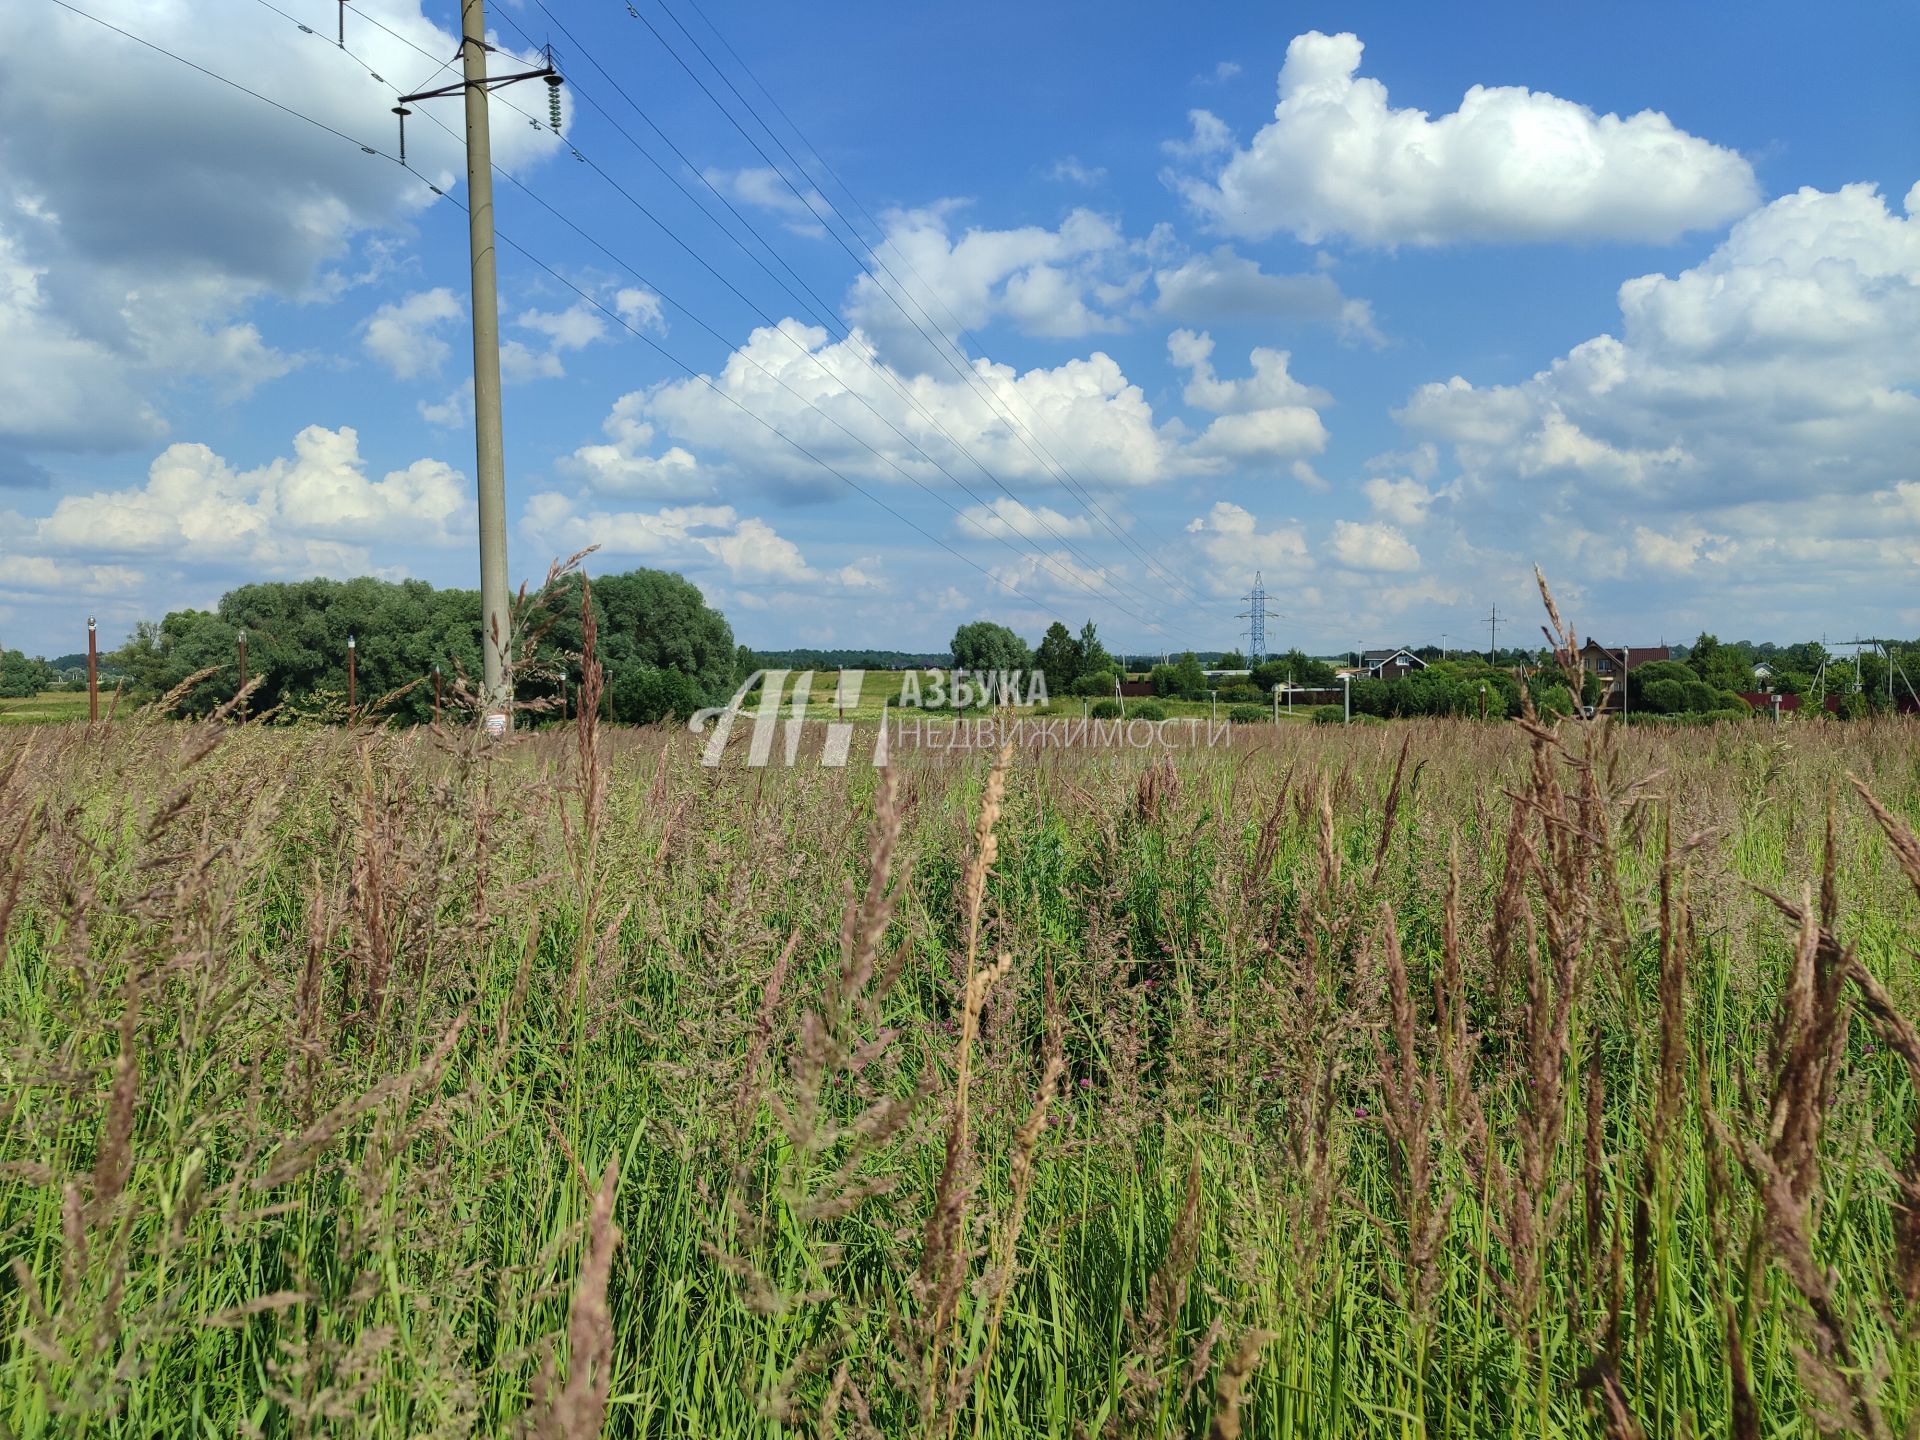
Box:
[1238,571,1283,663]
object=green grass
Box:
[2,711,1919,1436]
[0,690,94,726]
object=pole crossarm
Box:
[399,63,556,105]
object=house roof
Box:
[1363,647,1427,668]
[1581,641,1672,666]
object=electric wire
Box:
[501,2,1204,635]
[614,0,1217,614]
[244,0,1176,631]
[44,0,1117,625]
[478,8,1192,635]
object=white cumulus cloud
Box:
[35,425,472,571]
[1329,519,1421,573]
[1174,30,1758,246]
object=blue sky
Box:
[2,0,1917,658]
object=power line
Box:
[563,0,1216,616]
[46,0,1099,629]
[482,7,1197,637]
[661,0,1221,616]
[247,0,1159,627]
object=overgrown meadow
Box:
[5,618,1920,1437]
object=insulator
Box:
[545,74,563,132]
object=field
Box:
[4,691,1920,1437]
[746,670,1308,726]
[0,691,94,728]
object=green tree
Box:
[1033,621,1083,693]
[1686,633,1750,693]
[950,621,1032,675]
[1077,620,1112,677]
[0,650,55,699]
[1171,652,1208,699]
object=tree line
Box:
[48,570,744,725]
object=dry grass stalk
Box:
[972,964,1065,1427]
[1205,1329,1274,1440]
[525,1158,623,1440]
[918,742,1011,1422]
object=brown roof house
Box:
[1362,647,1428,681]
[1580,640,1671,709]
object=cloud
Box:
[1168,329,1331,463]
[1393,179,1920,619]
[558,392,707,500]
[0,0,562,454]
[1196,60,1241,86]
[1184,501,1310,596]
[1328,519,1421,573]
[1173,30,1758,246]
[515,302,607,353]
[33,425,472,572]
[1362,475,1435,526]
[956,498,1095,541]
[985,549,1123,604]
[614,287,665,332]
[636,318,1190,494]
[1045,157,1108,188]
[419,381,472,428]
[705,166,828,237]
[1153,245,1380,342]
[363,288,462,379]
[845,205,1140,364]
[521,492,877,589]
[1162,110,1234,160]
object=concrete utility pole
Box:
[86,618,98,723]
[460,0,511,729]
[396,5,561,736]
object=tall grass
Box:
[3,623,1920,1435]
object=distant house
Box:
[1362,647,1428,681]
[1751,662,1774,689]
[1581,641,1672,710]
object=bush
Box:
[1311,705,1346,726]
[1089,698,1122,719]
[1221,684,1261,704]
[1641,678,1690,715]
[1129,700,1167,721]
[1070,671,1114,698]
[1228,704,1266,724]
